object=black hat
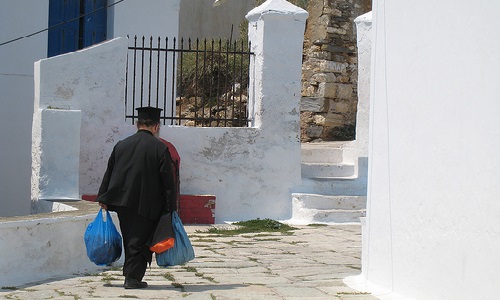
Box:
[136,106,162,123]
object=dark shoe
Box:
[124,277,148,289]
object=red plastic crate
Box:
[82,194,216,224]
[179,195,216,224]
[82,195,98,202]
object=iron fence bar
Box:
[140,36,145,108]
[127,46,250,55]
[159,116,245,122]
[245,41,254,126]
[126,42,255,57]
[224,39,230,126]
[125,37,129,122]
[231,40,237,127]
[201,39,208,127]
[132,36,138,124]
[156,37,160,109]
[194,38,200,126]
[148,36,153,106]
[238,39,245,126]
[178,37,185,126]
[163,37,168,125]
[208,39,215,126]
[215,39,222,127]
[170,38,177,125]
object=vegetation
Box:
[307,223,328,227]
[178,38,250,98]
[327,124,356,141]
[200,218,296,236]
[176,0,309,127]
[183,266,218,283]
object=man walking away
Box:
[97,106,177,289]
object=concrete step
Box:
[289,193,366,224]
[293,193,366,210]
[301,162,356,178]
[301,142,345,164]
[296,177,368,196]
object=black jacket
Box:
[97,130,176,221]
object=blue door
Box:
[82,0,107,48]
[48,0,81,57]
[48,0,107,57]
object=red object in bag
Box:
[148,213,175,253]
[150,238,175,253]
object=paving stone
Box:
[0,225,376,300]
[272,286,329,297]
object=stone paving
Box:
[0,224,377,300]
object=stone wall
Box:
[300,0,371,142]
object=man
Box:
[97,106,177,289]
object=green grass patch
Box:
[230,241,256,245]
[192,238,217,243]
[203,247,227,256]
[1,287,17,290]
[101,274,119,284]
[307,223,328,227]
[163,272,175,282]
[201,219,296,236]
[204,276,217,283]
[184,266,197,273]
[255,238,281,242]
[184,266,218,283]
[80,279,94,284]
[171,282,185,292]
[54,289,65,296]
[221,240,237,245]
[251,233,277,237]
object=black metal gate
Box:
[125,36,253,127]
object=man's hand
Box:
[98,202,108,210]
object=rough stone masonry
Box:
[300,0,371,142]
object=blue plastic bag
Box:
[84,209,122,266]
[156,211,195,267]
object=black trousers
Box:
[116,207,155,281]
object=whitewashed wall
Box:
[179,0,254,40]
[0,211,121,287]
[0,0,49,217]
[34,38,129,207]
[34,0,308,222]
[109,0,180,39]
[340,11,373,183]
[350,11,372,164]
[32,110,81,203]
[347,1,500,299]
